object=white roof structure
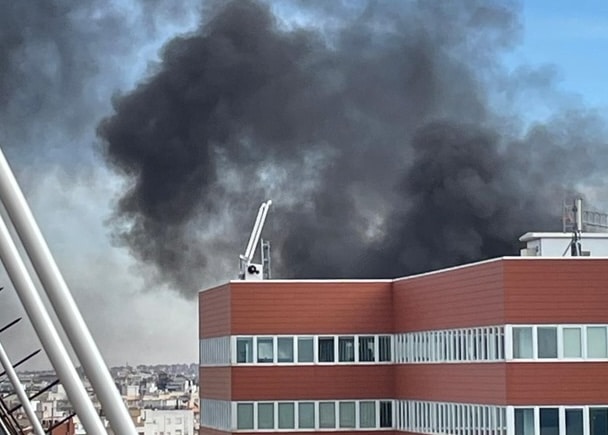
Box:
[519,232,608,257]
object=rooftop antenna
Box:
[562,197,608,257]
[239,200,272,280]
[570,198,583,256]
[563,197,608,233]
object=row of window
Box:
[234,335,393,364]
[513,406,608,435]
[202,400,608,434]
[395,400,507,435]
[235,400,393,431]
[200,324,608,367]
[510,325,608,360]
[394,326,505,363]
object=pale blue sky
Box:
[516,1,608,109]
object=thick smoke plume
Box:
[98,0,607,297]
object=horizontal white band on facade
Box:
[505,324,608,361]
[396,400,507,435]
[200,399,394,432]
[200,399,608,435]
[200,334,393,366]
[506,405,608,435]
[394,326,506,363]
[396,401,608,435]
[200,324,608,367]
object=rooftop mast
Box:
[239,200,272,280]
[570,198,583,256]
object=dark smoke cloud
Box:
[0,0,198,166]
[98,0,608,296]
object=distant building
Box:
[142,409,194,435]
[199,232,608,435]
[42,417,76,435]
[123,384,140,398]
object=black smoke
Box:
[0,0,199,167]
[98,0,607,296]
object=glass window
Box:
[319,402,335,428]
[278,403,294,429]
[563,328,582,358]
[339,402,356,428]
[540,408,559,435]
[360,401,376,428]
[237,403,253,429]
[590,408,608,435]
[566,409,584,435]
[258,403,274,429]
[257,338,274,363]
[467,330,477,360]
[277,337,294,363]
[298,402,315,429]
[297,337,314,363]
[379,336,392,362]
[453,333,461,360]
[497,329,505,359]
[339,337,355,362]
[359,336,375,362]
[380,401,392,428]
[588,327,608,358]
[442,331,449,361]
[318,337,335,362]
[538,327,558,358]
[513,327,533,359]
[514,408,534,435]
[236,338,253,363]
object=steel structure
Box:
[0,147,137,434]
[239,200,272,280]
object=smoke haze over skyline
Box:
[0,0,607,369]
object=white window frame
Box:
[506,324,608,362]
[276,335,295,364]
[507,405,602,435]
[230,334,396,366]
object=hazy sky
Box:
[1,0,607,371]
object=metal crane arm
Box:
[243,200,272,263]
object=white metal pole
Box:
[576,198,583,232]
[0,214,107,435]
[0,148,137,435]
[245,200,272,261]
[244,202,267,259]
[0,341,46,435]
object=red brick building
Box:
[199,254,608,435]
[43,418,76,435]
